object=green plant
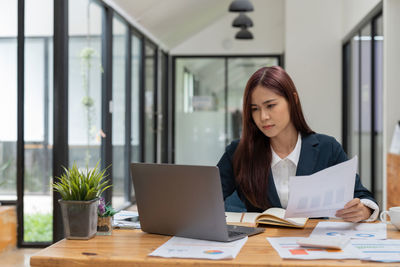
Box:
[53,161,111,201]
[80,46,103,166]
[80,47,96,166]
[24,213,52,242]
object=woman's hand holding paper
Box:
[335,198,372,222]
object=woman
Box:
[218,66,378,222]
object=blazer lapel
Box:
[296,134,320,176]
[267,169,282,208]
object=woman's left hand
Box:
[335,198,372,222]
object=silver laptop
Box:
[130,163,264,242]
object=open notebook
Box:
[226,208,308,228]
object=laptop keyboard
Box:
[228,230,244,237]
[227,224,265,237]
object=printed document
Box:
[112,210,140,229]
[352,239,400,262]
[149,236,247,260]
[285,156,357,218]
[267,237,367,260]
[311,221,387,240]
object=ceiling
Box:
[109,0,233,49]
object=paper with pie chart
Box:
[310,221,387,240]
[149,236,248,260]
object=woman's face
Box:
[250,85,294,139]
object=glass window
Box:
[227,57,278,144]
[175,58,225,165]
[343,41,351,154]
[348,35,360,160]
[24,0,53,243]
[374,15,383,204]
[175,57,280,165]
[131,34,141,164]
[343,14,383,208]
[112,16,127,207]
[0,0,17,201]
[159,52,168,163]
[360,24,372,190]
[144,43,156,163]
[68,0,102,168]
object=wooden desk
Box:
[30,220,400,267]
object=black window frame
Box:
[342,2,383,201]
[11,0,167,247]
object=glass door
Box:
[175,58,225,165]
[0,0,18,203]
[111,15,128,207]
[144,42,157,163]
[174,56,280,165]
[24,0,54,243]
[342,13,383,206]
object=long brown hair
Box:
[233,66,313,209]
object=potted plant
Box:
[53,161,111,240]
[97,197,118,235]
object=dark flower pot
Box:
[59,198,99,240]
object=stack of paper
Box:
[112,210,140,229]
[266,157,400,262]
[268,221,400,262]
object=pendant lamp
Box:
[229,0,254,12]
[235,27,253,40]
[232,13,253,28]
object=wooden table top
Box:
[30,220,400,267]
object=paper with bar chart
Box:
[267,237,367,260]
[285,157,357,218]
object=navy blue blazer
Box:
[217,133,377,212]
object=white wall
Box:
[342,0,380,38]
[285,0,342,141]
[383,0,400,210]
[171,0,284,55]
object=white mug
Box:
[380,207,400,230]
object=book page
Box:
[225,212,242,223]
[259,208,307,227]
[262,207,285,218]
[242,212,260,223]
[284,217,308,226]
